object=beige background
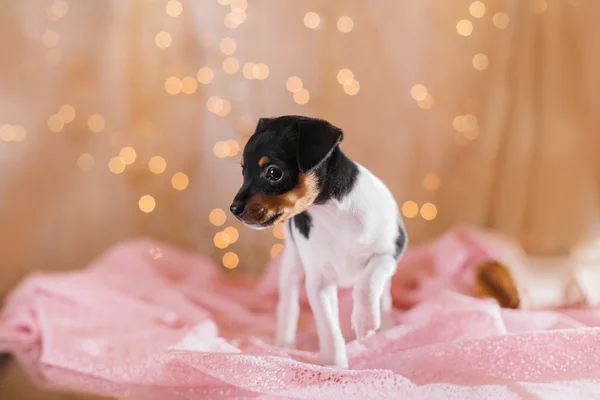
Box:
[1,0,599,398]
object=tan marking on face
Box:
[475,260,520,309]
[240,157,244,168]
[243,172,319,225]
[258,156,270,167]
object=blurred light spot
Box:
[222,252,239,269]
[171,172,189,190]
[139,195,156,213]
[222,57,240,74]
[10,125,26,142]
[273,223,286,239]
[42,29,60,47]
[456,20,473,36]
[337,68,354,85]
[108,156,126,174]
[469,1,486,18]
[242,62,256,79]
[493,12,509,29]
[149,156,167,174]
[304,12,320,29]
[343,80,360,95]
[226,139,240,156]
[209,208,227,226]
[230,0,247,11]
[87,114,105,133]
[423,173,440,191]
[213,141,229,158]
[77,153,95,171]
[197,67,214,84]
[220,37,237,55]
[166,0,183,17]
[402,201,419,218]
[224,226,239,243]
[47,114,64,132]
[286,76,303,93]
[293,88,310,105]
[58,104,75,123]
[165,77,182,95]
[420,203,438,220]
[410,84,428,102]
[472,53,489,71]
[119,147,137,165]
[181,76,198,94]
[337,16,354,32]
[218,0,232,5]
[418,94,434,109]
[0,125,11,141]
[46,0,69,21]
[254,63,270,80]
[270,243,284,259]
[155,31,172,49]
[214,232,229,249]
[530,0,547,14]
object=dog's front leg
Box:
[275,240,303,348]
[352,254,397,339]
[305,272,347,368]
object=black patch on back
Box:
[293,212,312,239]
[394,222,408,259]
[314,147,359,204]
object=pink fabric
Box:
[2,229,600,399]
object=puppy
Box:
[230,115,407,368]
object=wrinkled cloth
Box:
[2,229,600,399]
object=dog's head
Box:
[230,115,343,229]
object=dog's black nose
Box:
[230,202,245,216]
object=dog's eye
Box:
[265,165,283,182]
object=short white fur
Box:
[274,163,402,368]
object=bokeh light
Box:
[209,208,227,226]
[286,76,303,93]
[148,156,167,174]
[402,201,419,218]
[119,147,137,165]
[138,195,156,213]
[108,157,126,174]
[469,1,486,18]
[77,153,95,171]
[337,16,354,33]
[222,252,239,269]
[87,114,105,133]
[304,12,320,29]
[197,67,214,84]
[171,172,189,191]
[420,203,438,220]
[270,243,284,259]
[273,223,286,239]
[456,20,473,36]
[166,0,183,17]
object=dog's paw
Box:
[274,338,295,349]
[351,306,379,339]
[321,355,349,369]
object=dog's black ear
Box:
[255,118,271,131]
[296,118,343,173]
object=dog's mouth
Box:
[260,212,283,227]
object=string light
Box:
[165,77,182,95]
[230,0,248,11]
[197,67,214,84]
[213,141,229,158]
[0,125,11,142]
[0,125,26,142]
[420,203,438,220]
[108,157,126,174]
[469,1,486,18]
[223,226,239,243]
[181,77,198,94]
[226,139,240,156]
[46,0,69,21]
[456,20,473,36]
[138,195,156,213]
[217,0,232,5]
[119,147,137,165]
[401,201,419,218]
[222,252,239,269]
[410,84,428,102]
[337,68,354,85]
[530,0,547,14]
[165,0,183,17]
[254,63,270,80]
[423,173,440,191]
[270,243,284,259]
[337,16,354,33]
[304,12,320,29]
[47,115,64,132]
[219,37,237,55]
[225,9,246,28]
[77,153,94,171]
[42,29,60,47]
[148,156,167,174]
[286,76,303,93]
[155,31,172,49]
[58,105,75,123]
[492,13,509,29]
[209,208,227,226]
[242,62,256,79]
[293,88,310,105]
[222,57,240,74]
[472,54,489,71]
[87,114,105,133]
[171,172,189,190]
[273,223,286,239]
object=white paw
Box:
[351,306,380,339]
[322,354,349,369]
[274,334,295,349]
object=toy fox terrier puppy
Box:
[230,115,407,368]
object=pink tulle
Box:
[2,228,600,399]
